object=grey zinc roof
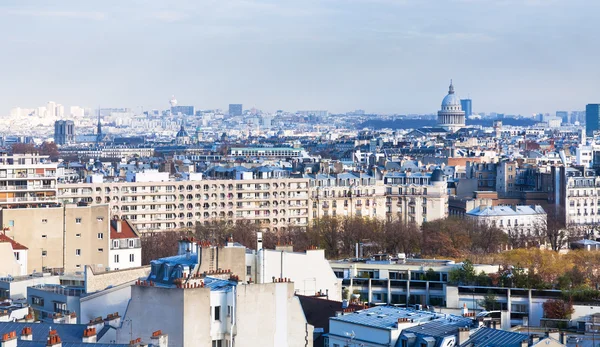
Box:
[460,327,528,347]
[19,342,132,347]
[330,306,437,330]
[403,316,473,338]
[466,205,545,217]
[0,322,88,343]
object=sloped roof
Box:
[0,234,28,250]
[110,219,139,240]
[460,327,528,347]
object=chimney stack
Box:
[457,327,470,346]
[116,220,122,233]
[46,330,62,347]
[256,232,263,252]
[82,328,97,343]
[1,331,17,347]
[20,328,32,341]
[105,312,121,329]
[150,330,168,347]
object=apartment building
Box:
[0,153,58,207]
[307,172,387,220]
[554,166,600,227]
[466,205,547,234]
[384,169,449,225]
[57,176,311,232]
[0,204,138,274]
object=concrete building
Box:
[108,219,142,271]
[228,104,243,116]
[384,169,449,225]
[0,154,58,208]
[57,177,310,232]
[0,234,28,276]
[0,204,112,274]
[466,205,547,234]
[119,239,314,347]
[27,265,149,324]
[307,172,387,220]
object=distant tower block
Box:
[437,80,466,132]
[493,120,502,138]
[169,95,178,108]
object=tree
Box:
[448,260,477,285]
[543,299,574,320]
[39,141,59,159]
[478,291,498,311]
[11,143,36,154]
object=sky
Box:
[1,0,599,116]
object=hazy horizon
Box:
[1,0,599,116]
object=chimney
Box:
[520,339,528,347]
[457,327,470,346]
[1,331,17,347]
[20,327,32,341]
[46,330,62,347]
[530,334,539,344]
[105,312,121,328]
[256,232,263,252]
[82,328,97,343]
[462,303,468,316]
[116,220,122,233]
[150,330,168,347]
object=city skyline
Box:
[1,0,599,115]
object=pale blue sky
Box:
[1,0,599,115]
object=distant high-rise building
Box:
[70,106,85,118]
[171,105,195,116]
[556,111,569,124]
[586,104,600,136]
[437,81,465,132]
[54,120,75,145]
[46,101,56,118]
[229,104,243,116]
[460,99,472,117]
[56,104,64,118]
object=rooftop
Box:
[0,233,28,250]
[466,205,546,217]
[330,306,438,330]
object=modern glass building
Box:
[586,104,600,136]
[460,99,472,117]
[229,104,243,116]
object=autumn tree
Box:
[11,143,36,154]
[39,141,59,160]
[543,299,574,319]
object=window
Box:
[32,296,44,306]
[76,218,82,224]
[227,305,232,317]
[14,252,19,261]
[8,220,14,227]
[214,306,221,321]
[76,264,81,268]
[98,248,104,253]
[41,219,48,224]
[113,240,119,248]
[128,239,135,248]
[42,250,47,257]
[97,233,103,239]
[114,254,119,263]
[97,217,104,222]
[42,235,47,238]
[212,341,222,347]
[75,249,81,256]
[129,254,135,262]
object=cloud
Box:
[6,9,106,20]
[149,11,189,22]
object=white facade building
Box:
[108,219,141,271]
[466,205,547,233]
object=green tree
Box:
[477,291,498,311]
[448,260,477,285]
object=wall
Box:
[0,275,60,300]
[260,249,342,301]
[0,243,22,277]
[85,265,150,294]
[198,246,246,279]
[109,247,142,271]
[64,204,110,273]
[235,282,313,347]
[79,282,133,324]
[1,204,111,274]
